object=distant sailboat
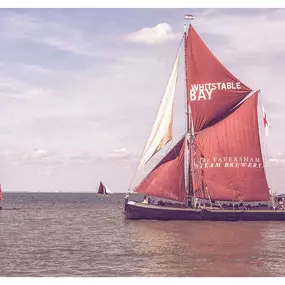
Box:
[0,184,3,210]
[124,15,285,221]
[97,181,113,195]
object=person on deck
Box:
[142,195,149,204]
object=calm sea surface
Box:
[0,192,285,277]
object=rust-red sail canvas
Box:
[192,92,270,202]
[135,138,186,202]
[97,181,106,195]
[186,25,252,132]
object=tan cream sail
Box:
[138,47,181,168]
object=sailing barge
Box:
[97,181,113,195]
[0,184,2,210]
[124,16,284,221]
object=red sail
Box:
[97,182,106,194]
[186,25,252,132]
[192,92,269,201]
[0,184,2,200]
[135,137,186,202]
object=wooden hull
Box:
[124,201,285,221]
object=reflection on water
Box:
[0,193,285,276]
[129,221,272,276]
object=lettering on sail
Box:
[190,82,242,101]
[194,157,263,169]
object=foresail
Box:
[135,137,186,202]
[138,46,181,168]
[186,25,252,132]
[192,92,270,202]
[104,183,113,194]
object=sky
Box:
[0,8,285,193]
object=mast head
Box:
[184,14,194,21]
[184,14,194,33]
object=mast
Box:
[184,14,194,207]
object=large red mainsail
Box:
[135,137,186,202]
[186,25,252,132]
[192,92,270,202]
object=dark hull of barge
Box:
[124,201,285,221]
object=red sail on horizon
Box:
[97,181,106,195]
[135,137,186,202]
[0,184,2,201]
[186,25,252,132]
[192,92,270,202]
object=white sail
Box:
[138,47,181,169]
[103,183,113,194]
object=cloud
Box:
[105,148,137,160]
[0,12,102,57]
[31,148,49,157]
[20,64,52,74]
[192,9,285,69]
[0,148,104,166]
[269,153,285,165]
[0,76,46,100]
[123,23,181,45]
[0,148,57,164]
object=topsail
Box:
[186,25,252,132]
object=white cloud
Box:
[269,153,285,165]
[0,148,55,164]
[0,12,102,57]
[123,23,181,45]
[20,64,52,74]
[193,9,285,60]
[105,148,136,160]
[0,148,103,166]
[32,148,49,157]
